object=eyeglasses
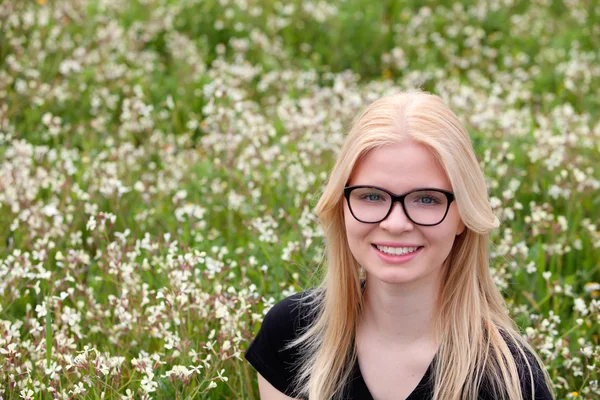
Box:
[343,185,455,226]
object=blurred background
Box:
[1,0,599,398]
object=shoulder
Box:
[478,331,553,400]
[500,333,554,400]
[263,290,317,331]
[258,289,319,346]
[245,289,320,397]
[511,342,554,400]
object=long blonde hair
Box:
[288,90,554,400]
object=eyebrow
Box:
[347,184,452,193]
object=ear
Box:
[456,218,466,236]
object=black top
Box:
[245,291,553,400]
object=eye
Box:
[415,195,441,205]
[359,193,384,202]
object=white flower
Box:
[163,365,192,379]
[35,302,47,318]
[217,368,228,382]
[166,95,175,110]
[0,343,18,356]
[86,216,97,231]
[140,373,158,393]
[542,271,552,281]
[45,361,62,380]
[525,262,537,274]
[99,212,116,226]
[60,306,80,326]
[189,364,203,374]
[69,382,86,395]
[222,340,231,351]
[584,282,600,293]
[573,298,589,316]
[19,389,34,400]
[41,204,59,217]
[207,381,217,390]
[581,345,593,358]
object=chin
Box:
[367,270,423,285]
[366,264,441,287]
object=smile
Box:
[374,245,421,256]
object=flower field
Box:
[1,0,599,398]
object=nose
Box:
[379,201,414,231]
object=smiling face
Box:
[343,141,465,286]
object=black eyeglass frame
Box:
[343,185,456,226]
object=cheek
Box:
[425,222,459,248]
[431,228,460,260]
[343,208,370,248]
[343,209,358,241]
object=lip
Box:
[372,244,423,264]
[373,242,422,247]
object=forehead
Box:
[348,141,452,191]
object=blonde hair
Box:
[288,90,554,399]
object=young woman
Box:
[245,90,554,400]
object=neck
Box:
[360,271,442,346]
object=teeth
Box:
[376,245,419,255]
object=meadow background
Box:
[1,0,599,398]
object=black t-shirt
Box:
[245,291,553,400]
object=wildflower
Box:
[96,360,110,376]
[217,368,229,382]
[19,389,34,400]
[166,95,175,110]
[573,298,589,316]
[1,342,18,357]
[525,262,537,274]
[140,372,158,393]
[44,361,62,380]
[69,382,86,395]
[189,364,203,374]
[98,212,116,228]
[542,271,552,281]
[581,346,594,358]
[35,302,47,318]
[86,216,96,231]
[584,282,600,293]
[163,365,192,380]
